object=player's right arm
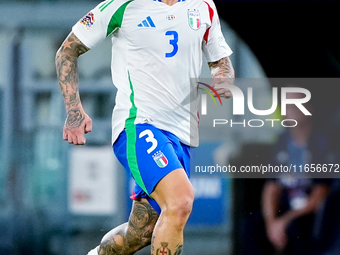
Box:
[56,0,129,145]
[55,32,92,145]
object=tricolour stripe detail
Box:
[124,72,149,195]
[203,1,214,44]
[106,0,133,36]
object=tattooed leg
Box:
[98,199,159,255]
[150,169,194,255]
[154,242,184,255]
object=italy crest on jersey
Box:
[188,9,201,30]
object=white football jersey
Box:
[72,0,232,147]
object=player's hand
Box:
[211,77,233,99]
[63,109,92,145]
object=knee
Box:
[163,193,194,230]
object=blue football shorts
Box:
[113,123,191,214]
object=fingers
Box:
[77,135,86,145]
[209,80,233,99]
[63,130,68,140]
[84,117,92,134]
[214,88,232,99]
[63,114,92,145]
[63,129,86,145]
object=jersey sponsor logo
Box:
[80,12,96,30]
[137,16,156,27]
[152,151,168,168]
[187,9,201,30]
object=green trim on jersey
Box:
[125,72,137,128]
[125,72,149,195]
[99,0,115,12]
[106,0,133,36]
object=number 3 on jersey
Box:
[165,31,178,58]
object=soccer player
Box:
[55,0,234,254]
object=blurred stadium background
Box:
[1,0,340,255]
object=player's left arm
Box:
[208,56,235,98]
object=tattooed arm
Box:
[56,32,92,145]
[208,56,235,98]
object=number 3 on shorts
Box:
[139,129,158,154]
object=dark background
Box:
[215,2,340,254]
[216,0,340,136]
[216,0,340,78]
